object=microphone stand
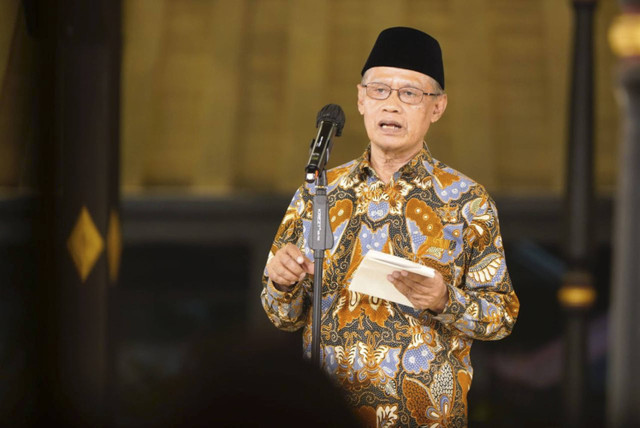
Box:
[309,170,333,369]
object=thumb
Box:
[290,247,315,275]
[302,259,315,274]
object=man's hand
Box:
[388,269,449,313]
[266,244,315,291]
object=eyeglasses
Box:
[362,82,440,105]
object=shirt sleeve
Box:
[260,187,310,332]
[425,192,520,341]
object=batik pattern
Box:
[261,143,519,427]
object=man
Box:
[261,27,519,427]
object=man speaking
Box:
[261,27,519,427]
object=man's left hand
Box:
[388,270,449,313]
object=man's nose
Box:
[382,92,402,111]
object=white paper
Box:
[348,250,435,308]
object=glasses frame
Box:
[362,82,441,105]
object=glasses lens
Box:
[398,87,423,105]
[366,83,390,100]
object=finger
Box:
[399,270,435,286]
[388,271,422,292]
[284,244,305,262]
[268,255,304,283]
[297,253,315,274]
[389,280,423,308]
[283,244,315,274]
[281,255,307,277]
[389,274,435,305]
[388,274,414,296]
[389,275,407,293]
[267,265,292,285]
[390,278,434,308]
[270,263,302,285]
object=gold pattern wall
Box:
[0,0,621,196]
[0,0,37,194]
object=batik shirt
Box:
[261,143,519,427]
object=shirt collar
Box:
[346,142,435,182]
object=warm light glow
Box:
[609,14,640,57]
[558,285,596,308]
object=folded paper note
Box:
[348,250,435,308]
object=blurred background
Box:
[1,0,638,426]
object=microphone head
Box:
[316,104,346,136]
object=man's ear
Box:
[356,84,365,115]
[430,93,448,123]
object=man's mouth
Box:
[379,120,402,130]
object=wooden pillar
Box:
[607,3,640,426]
[30,0,122,425]
[559,1,598,427]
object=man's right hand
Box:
[266,244,315,290]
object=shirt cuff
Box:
[266,278,301,302]
[424,283,466,325]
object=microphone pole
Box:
[306,104,344,369]
[309,170,332,369]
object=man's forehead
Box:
[364,67,432,86]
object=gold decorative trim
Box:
[107,209,122,283]
[609,14,640,58]
[67,206,105,283]
[558,285,596,308]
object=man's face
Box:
[357,66,447,156]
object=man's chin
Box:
[371,134,403,146]
[370,137,419,154]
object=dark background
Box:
[0,194,613,426]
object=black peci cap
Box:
[361,27,445,90]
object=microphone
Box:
[305,104,345,183]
